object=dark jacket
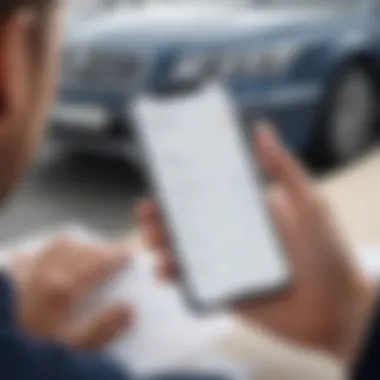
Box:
[0,273,226,380]
[352,300,380,380]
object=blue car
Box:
[50,0,380,163]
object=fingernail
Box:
[254,123,273,147]
[256,119,274,130]
[258,120,276,137]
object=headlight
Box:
[225,42,304,77]
[170,54,220,83]
[169,42,303,85]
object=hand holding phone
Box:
[136,120,374,361]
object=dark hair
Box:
[0,0,54,17]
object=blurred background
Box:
[1,1,380,378]
[0,0,379,246]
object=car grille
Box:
[62,51,144,89]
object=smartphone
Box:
[131,83,291,311]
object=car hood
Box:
[65,4,347,51]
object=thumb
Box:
[64,305,134,351]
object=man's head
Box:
[0,0,61,198]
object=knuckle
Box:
[78,242,108,256]
[92,254,117,273]
[79,249,107,270]
[44,274,73,302]
[88,245,109,257]
[79,246,115,271]
[50,236,77,252]
[307,190,330,218]
[94,246,119,263]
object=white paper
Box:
[4,225,380,380]
[97,255,242,375]
[0,225,254,378]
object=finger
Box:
[255,124,313,206]
[8,251,35,275]
[142,222,169,254]
[136,199,157,239]
[65,305,134,351]
[135,198,156,225]
[41,237,101,273]
[136,199,171,254]
[135,198,163,228]
[44,239,129,299]
[268,186,300,258]
[141,224,178,281]
[39,236,75,265]
[136,200,177,280]
[7,252,36,289]
[71,244,129,295]
[157,254,179,281]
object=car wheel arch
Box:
[325,52,380,96]
[307,53,379,164]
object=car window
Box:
[64,0,137,18]
[141,0,249,6]
[252,0,359,8]
[129,0,360,9]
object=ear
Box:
[0,10,34,120]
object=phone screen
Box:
[132,83,291,309]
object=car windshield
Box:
[138,0,359,8]
[64,0,136,16]
[252,0,359,7]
